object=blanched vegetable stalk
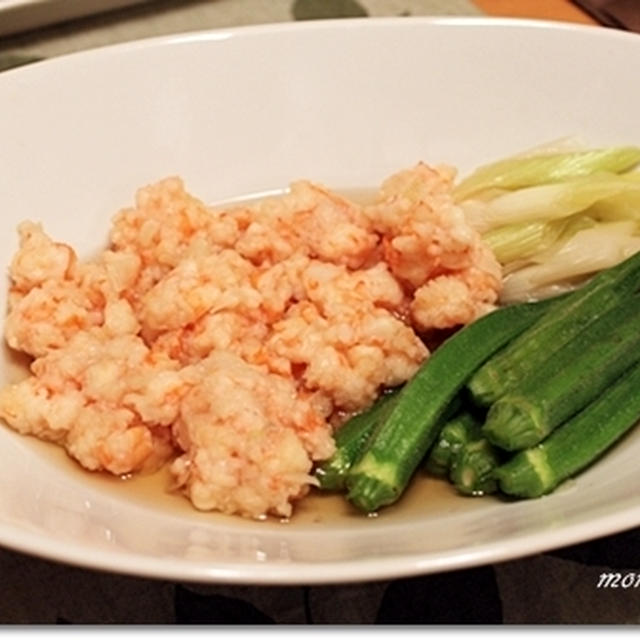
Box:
[483,212,595,266]
[455,144,640,302]
[469,173,640,231]
[500,221,640,303]
[454,146,640,201]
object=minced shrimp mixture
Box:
[0,163,501,519]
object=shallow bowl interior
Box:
[1,17,639,584]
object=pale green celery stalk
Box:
[484,221,559,264]
[552,211,598,240]
[480,174,640,229]
[483,221,548,264]
[500,221,640,303]
[453,146,640,201]
[484,214,596,265]
[588,190,640,223]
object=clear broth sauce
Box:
[21,430,489,527]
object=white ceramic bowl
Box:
[1,17,640,585]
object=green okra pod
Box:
[483,294,640,450]
[495,359,640,498]
[424,411,482,477]
[316,389,398,491]
[467,249,640,407]
[345,295,563,513]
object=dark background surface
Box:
[1,526,639,623]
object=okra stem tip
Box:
[346,475,399,513]
[450,439,500,496]
[483,395,547,451]
[466,368,505,407]
[315,464,344,491]
[494,448,554,498]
